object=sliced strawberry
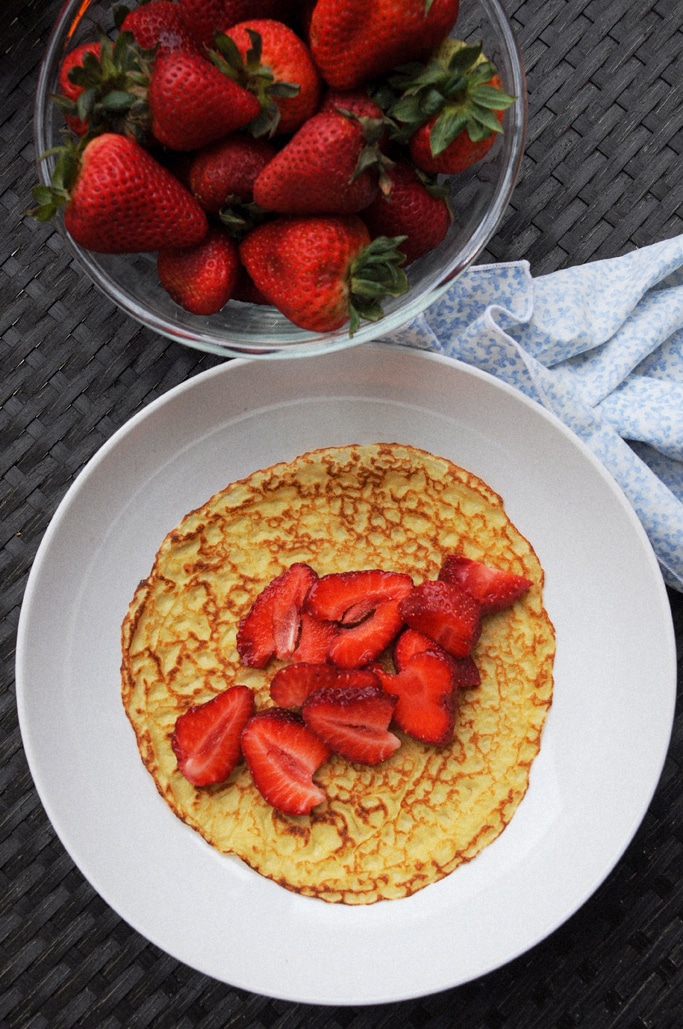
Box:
[236,562,317,668]
[392,626,482,686]
[373,649,459,746]
[270,662,379,708]
[304,568,413,623]
[241,708,331,815]
[394,627,447,669]
[328,597,405,669]
[438,555,533,615]
[302,684,400,765]
[171,683,255,786]
[398,579,482,658]
[393,627,481,688]
[289,611,339,664]
[449,655,481,689]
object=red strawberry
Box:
[179,0,289,47]
[51,32,156,144]
[120,0,201,56]
[157,226,240,315]
[288,612,339,664]
[31,134,208,254]
[409,104,503,175]
[148,50,261,151]
[449,654,481,689]
[302,684,400,765]
[362,161,452,265]
[393,626,444,669]
[239,214,408,333]
[387,40,514,175]
[236,562,318,668]
[393,627,481,687]
[309,0,460,90]
[305,569,414,623]
[56,41,102,136]
[216,19,322,136]
[398,579,482,658]
[252,109,389,215]
[318,87,389,126]
[270,663,380,708]
[171,683,254,786]
[328,598,406,669]
[178,0,226,48]
[232,265,271,304]
[189,134,276,215]
[241,707,331,815]
[304,568,412,667]
[373,649,458,746]
[438,555,533,615]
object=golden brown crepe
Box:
[121,442,555,904]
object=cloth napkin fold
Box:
[381,234,683,592]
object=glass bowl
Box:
[34,0,527,359]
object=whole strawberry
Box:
[252,109,390,214]
[239,214,408,333]
[148,49,261,150]
[178,0,229,47]
[51,31,155,145]
[55,41,102,136]
[409,89,505,173]
[31,133,208,254]
[215,19,321,135]
[319,87,389,124]
[309,0,460,90]
[178,0,289,47]
[119,0,201,56]
[388,40,515,175]
[362,161,452,264]
[157,226,240,315]
[189,133,276,215]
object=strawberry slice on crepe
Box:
[241,708,331,815]
[302,684,400,765]
[398,579,482,658]
[393,627,481,688]
[270,663,380,709]
[236,562,317,667]
[373,650,459,746]
[305,568,413,668]
[171,683,255,786]
[438,554,532,615]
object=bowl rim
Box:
[33,0,528,359]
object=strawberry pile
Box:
[32,0,514,334]
[170,554,532,816]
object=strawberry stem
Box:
[27,138,83,220]
[382,39,515,151]
[348,235,409,336]
[212,30,301,138]
[50,30,154,144]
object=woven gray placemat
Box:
[2,0,682,1025]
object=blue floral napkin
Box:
[381,234,683,592]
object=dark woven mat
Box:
[2,0,682,1025]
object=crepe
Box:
[121,442,555,904]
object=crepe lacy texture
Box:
[121,443,555,903]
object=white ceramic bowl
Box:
[34,0,527,358]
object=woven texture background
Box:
[2,0,682,1025]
